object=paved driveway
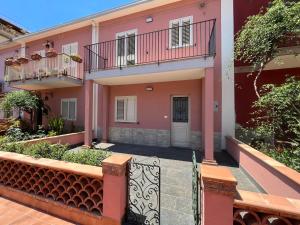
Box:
[96,143,263,225]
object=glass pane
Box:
[173,97,188,122]
[171,22,180,47]
[68,101,76,120]
[117,36,125,57]
[182,20,191,45]
[127,34,136,55]
[61,101,68,119]
[117,99,125,120]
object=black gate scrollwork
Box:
[192,151,200,225]
[125,157,161,225]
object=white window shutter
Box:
[71,42,78,55]
[171,21,180,47]
[126,97,137,122]
[182,19,191,45]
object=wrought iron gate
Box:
[125,157,161,225]
[192,151,201,225]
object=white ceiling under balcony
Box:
[8,76,83,91]
[88,57,213,85]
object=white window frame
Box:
[115,96,137,123]
[169,16,193,48]
[115,29,138,67]
[61,98,77,121]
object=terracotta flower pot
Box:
[17,57,29,64]
[31,53,42,61]
[46,50,58,58]
[5,58,14,66]
[70,55,83,63]
[11,60,20,67]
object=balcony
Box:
[5,53,83,91]
[84,19,216,82]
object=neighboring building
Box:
[234,0,300,127]
[0,0,236,162]
[0,18,27,118]
[0,18,27,43]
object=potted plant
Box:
[17,57,29,64]
[11,59,20,67]
[46,48,57,58]
[31,53,42,61]
[5,57,14,66]
[70,54,83,63]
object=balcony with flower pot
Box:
[4,51,84,91]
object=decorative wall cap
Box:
[102,155,132,176]
[226,136,300,187]
[0,151,103,179]
[234,190,300,221]
[18,131,85,145]
[201,164,237,196]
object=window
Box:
[116,30,137,66]
[61,98,77,120]
[169,16,193,48]
[115,96,137,122]
[62,42,78,77]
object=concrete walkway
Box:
[97,143,263,225]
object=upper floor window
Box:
[169,16,193,48]
[115,96,137,123]
[61,98,77,121]
[116,30,137,66]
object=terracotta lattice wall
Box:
[234,208,300,225]
[0,158,103,216]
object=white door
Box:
[116,30,137,67]
[171,96,190,147]
[62,42,78,77]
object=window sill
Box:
[115,121,139,124]
[169,44,194,49]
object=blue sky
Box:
[0,0,135,32]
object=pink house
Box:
[0,0,235,162]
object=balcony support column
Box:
[84,80,94,147]
[202,68,215,162]
[92,23,100,139]
[101,85,110,142]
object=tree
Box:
[0,90,39,119]
[235,0,300,97]
[251,77,300,148]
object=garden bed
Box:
[0,139,111,167]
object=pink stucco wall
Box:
[226,137,300,199]
[25,26,91,80]
[40,86,85,129]
[98,79,202,131]
[98,0,222,132]
[0,46,21,92]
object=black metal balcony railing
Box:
[84,19,216,73]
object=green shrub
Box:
[23,142,68,160]
[48,130,57,137]
[6,127,30,142]
[62,149,110,166]
[48,117,64,135]
[0,142,25,154]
